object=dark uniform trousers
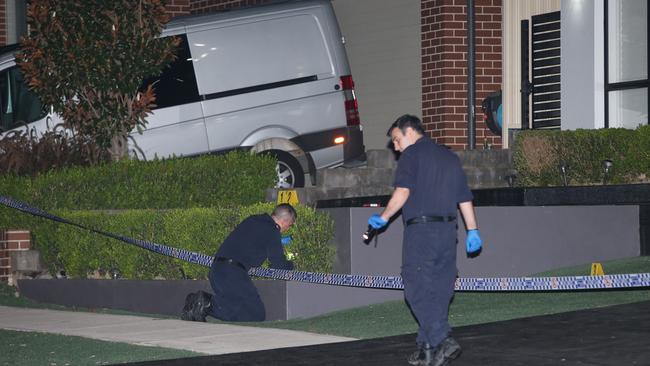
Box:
[401,221,458,347]
[207,260,265,322]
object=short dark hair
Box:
[387,114,425,136]
[272,203,297,222]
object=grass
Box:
[241,256,650,338]
[246,288,650,339]
[0,329,199,366]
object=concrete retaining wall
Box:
[326,205,641,278]
[17,278,402,321]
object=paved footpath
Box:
[0,306,354,355]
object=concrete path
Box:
[0,306,355,355]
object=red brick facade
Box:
[190,0,270,14]
[166,0,192,18]
[0,1,6,46]
[0,230,32,283]
[421,0,502,150]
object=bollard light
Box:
[602,159,613,185]
[559,163,569,187]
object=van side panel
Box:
[187,14,335,96]
[130,103,208,159]
[201,85,346,169]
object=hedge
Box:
[3,203,334,279]
[0,151,276,210]
[512,125,650,187]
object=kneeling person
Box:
[181,204,296,322]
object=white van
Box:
[0,0,365,187]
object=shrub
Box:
[4,204,334,280]
[0,151,276,210]
[512,125,650,186]
[0,126,110,176]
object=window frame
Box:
[604,0,650,128]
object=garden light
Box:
[602,159,613,185]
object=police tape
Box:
[2,195,649,292]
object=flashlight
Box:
[362,225,378,244]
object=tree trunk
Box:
[109,133,128,161]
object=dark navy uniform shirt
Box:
[393,136,473,221]
[215,214,294,270]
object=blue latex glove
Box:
[466,229,482,254]
[368,214,388,229]
[281,235,292,246]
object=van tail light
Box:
[340,75,360,126]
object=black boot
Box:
[180,292,199,321]
[408,337,462,366]
[192,290,213,322]
[407,343,434,366]
[430,337,462,366]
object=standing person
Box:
[181,204,296,322]
[367,114,483,366]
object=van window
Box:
[187,14,334,96]
[140,35,200,110]
[0,66,46,132]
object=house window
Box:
[605,0,649,128]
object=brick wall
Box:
[421,0,502,150]
[166,0,271,19]
[166,0,192,18]
[0,230,32,283]
[0,1,7,46]
[190,0,270,14]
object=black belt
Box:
[215,257,247,271]
[406,215,456,226]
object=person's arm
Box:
[459,201,478,230]
[267,232,294,270]
[460,200,482,254]
[368,149,414,229]
[380,187,410,222]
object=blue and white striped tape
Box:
[2,195,649,292]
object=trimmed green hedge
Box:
[0,152,338,280]
[5,203,334,279]
[0,151,276,210]
[512,125,650,187]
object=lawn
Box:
[246,287,650,339]
[0,329,199,366]
[243,256,650,338]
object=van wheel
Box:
[265,150,305,188]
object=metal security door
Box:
[521,11,561,129]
